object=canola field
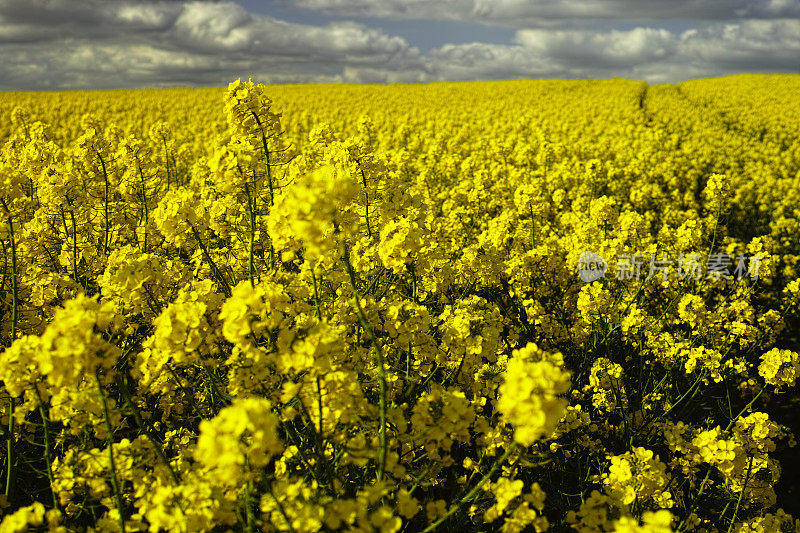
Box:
[1,75,799,532]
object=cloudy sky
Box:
[1,0,798,90]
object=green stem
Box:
[2,202,18,502]
[530,204,535,248]
[677,468,713,532]
[95,371,126,533]
[311,265,322,320]
[677,388,763,533]
[724,388,763,432]
[243,178,256,287]
[137,159,149,253]
[357,163,372,237]
[63,201,81,289]
[58,207,76,284]
[2,201,18,341]
[114,374,179,484]
[70,210,79,286]
[282,420,326,490]
[164,363,201,418]
[643,370,708,438]
[251,112,274,207]
[96,151,111,254]
[726,455,753,533]
[162,138,172,190]
[5,397,13,501]
[244,468,255,533]
[189,224,232,298]
[34,387,59,509]
[421,444,517,532]
[266,482,296,533]
[410,263,417,302]
[406,342,412,382]
[315,376,324,437]
[343,250,387,481]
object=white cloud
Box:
[0,0,423,89]
[287,0,800,27]
[515,27,677,69]
[0,0,798,89]
[338,20,800,84]
[677,20,800,70]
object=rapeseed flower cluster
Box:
[0,75,799,532]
